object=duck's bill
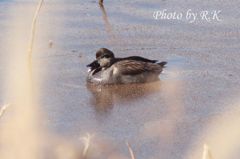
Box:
[87,60,99,67]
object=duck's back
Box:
[110,60,164,84]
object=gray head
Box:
[96,48,115,68]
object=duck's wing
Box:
[114,60,163,75]
[123,56,158,63]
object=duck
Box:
[87,48,167,84]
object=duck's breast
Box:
[87,67,115,84]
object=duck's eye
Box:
[103,55,110,58]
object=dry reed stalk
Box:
[99,0,104,5]
[80,133,94,157]
[0,104,10,119]
[28,0,44,74]
[202,144,213,159]
[126,141,136,159]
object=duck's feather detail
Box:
[157,61,167,67]
[114,60,163,75]
[121,56,158,63]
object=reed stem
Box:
[126,142,136,159]
[99,0,104,5]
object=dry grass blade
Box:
[79,133,94,157]
[126,141,136,159]
[202,144,213,159]
[0,104,10,119]
[28,0,44,68]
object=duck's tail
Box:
[158,61,167,68]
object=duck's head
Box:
[96,48,115,68]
